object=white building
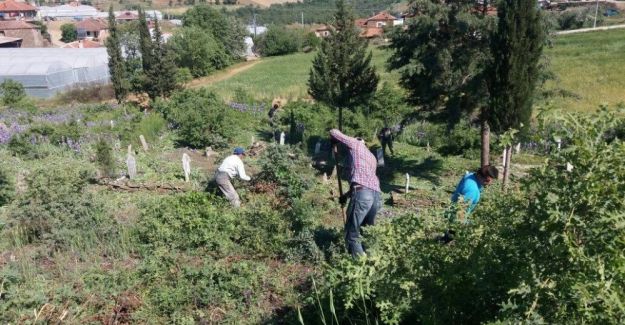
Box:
[38,3,99,20]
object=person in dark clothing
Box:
[378,127,394,157]
[268,103,279,127]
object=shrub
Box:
[254,25,302,56]
[95,138,115,178]
[168,27,231,77]
[0,79,26,105]
[256,144,310,201]
[0,165,14,207]
[6,161,114,249]
[60,23,77,43]
[154,88,237,148]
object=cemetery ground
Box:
[0,29,624,323]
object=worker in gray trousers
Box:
[215,147,251,207]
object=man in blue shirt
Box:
[451,165,499,213]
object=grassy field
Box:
[202,48,399,101]
[542,28,625,112]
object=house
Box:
[0,20,44,47]
[115,11,138,23]
[314,25,331,38]
[0,0,37,21]
[38,2,99,20]
[360,27,384,39]
[74,18,107,41]
[0,35,21,47]
[61,39,101,48]
[364,12,397,28]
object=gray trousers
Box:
[345,188,381,257]
[215,171,241,208]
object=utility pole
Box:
[253,12,257,37]
[301,11,304,27]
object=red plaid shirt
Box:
[330,129,381,193]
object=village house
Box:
[0,20,44,47]
[0,0,37,21]
[74,18,107,41]
[314,25,331,38]
[115,11,139,23]
[356,12,403,39]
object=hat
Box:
[233,147,245,155]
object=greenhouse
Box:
[0,48,109,98]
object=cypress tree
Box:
[487,0,545,188]
[145,19,179,99]
[105,5,128,103]
[307,0,378,131]
[138,8,154,73]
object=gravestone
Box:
[515,143,521,154]
[110,120,115,128]
[126,153,137,179]
[140,135,149,151]
[205,146,214,158]
[376,148,385,167]
[405,173,410,194]
[555,138,562,150]
[322,172,328,183]
[566,162,574,172]
[127,144,132,155]
[279,132,285,145]
[502,148,507,166]
[314,141,321,155]
[182,153,191,182]
[426,141,431,153]
[251,135,255,146]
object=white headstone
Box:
[139,135,149,151]
[426,141,431,153]
[376,148,385,167]
[555,138,562,150]
[566,162,574,172]
[515,143,521,154]
[322,172,328,183]
[251,135,255,146]
[279,132,285,145]
[126,153,136,179]
[405,173,410,194]
[205,146,213,157]
[110,120,115,128]
[127,144,133,155]
[314,141,321,155]
[182,153,191,182]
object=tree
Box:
[487,0,545,188]
[388,0,495,166]
[254,25,302,57]
[60,23,77,43]
[308,0,378,130]
[144,19,180,99]
[182,5,247,59]
[168,26,230,77]
[0,79,26,105]
[105,5,129,103]
[0,165,14,207]
[137,8,154,73]
[95,138,115,178]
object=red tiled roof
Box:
[360,27,384,38]
[0,0,37,12]
[75,18,108,31]
[367,12,397,21]
[355,18,367,28]
[116,11,138,20]
[61,39,102,48]
[0,20,37,30]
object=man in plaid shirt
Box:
[330,129,382,257]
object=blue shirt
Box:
[451,173,483,213]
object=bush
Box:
[95,138,115,178]
[254,25,302,56]
[256,144,311,201]
[6,161,114,249]
[0,165,14,207]
[0,79,26,105]
[60,23,77,43]
[154,88,237,148]
[168,27,231,77]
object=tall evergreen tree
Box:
[145,19,179,99]
[487,0,545,188]
[388,0,495,166]
[138,8,154,73]
[307,0,378,131]
[105,6,128,103]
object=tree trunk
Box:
[502,145,512,191]
[480,120,490,168]
[338,107,343,132]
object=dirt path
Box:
[188,59,262,89]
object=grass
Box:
[201,47,400,101]
[542,28,625,112]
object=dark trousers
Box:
[381,139,394,156]
[345,188,381,257]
